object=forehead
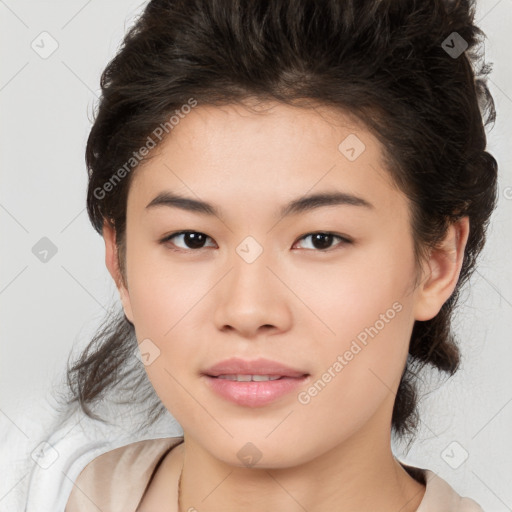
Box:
[127,101,404,217]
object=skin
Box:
[103,100,469,512]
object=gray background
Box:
[1,0,511,510]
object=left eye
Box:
[294,232,351,251]
[160,231,351,252]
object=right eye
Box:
[160,230,217,251]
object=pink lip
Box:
[203,357,308,378]
[201,357,309,407]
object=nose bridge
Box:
[213,234,289,333]
[229,234,273,296]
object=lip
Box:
[201,357,309,407]
[203,357,308,378]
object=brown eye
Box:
[294,232,351,251]
[161,231,215,251]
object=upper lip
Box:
[203,357,308,378]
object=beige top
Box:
[64,437,484,512]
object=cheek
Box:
[305,242,416,344]
[293,289,414,453]
[124,254,214,417]
[125,244,207,336]
[297,245,416,409]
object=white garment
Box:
[20,409,183,512]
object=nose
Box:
[212,244,293,339]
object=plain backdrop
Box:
[1,0,511,510]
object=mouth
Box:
[203,357,308,378]
[201,357,310,407]
[214,374,286,381]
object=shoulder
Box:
[415,467,485,512]
[65,436,183,512]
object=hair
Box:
[58,0,498,442]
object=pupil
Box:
[313,233,332,250]
[186,232,206,249]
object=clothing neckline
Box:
[138,439,183,506]
[137,437,430,510]
[66,436,482,511]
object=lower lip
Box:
[203,375,309,407]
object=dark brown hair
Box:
[58,0,498,442]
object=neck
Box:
[177,420,425,512]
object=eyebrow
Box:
[145,190,374,218]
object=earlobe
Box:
[103,220,134,323]
[413,217,470,321]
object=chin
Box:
[195,434,317,470]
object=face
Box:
[104,101,466,468]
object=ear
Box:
[413,217,470,321]
[103,220,134,324]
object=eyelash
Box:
[159,230,352,253]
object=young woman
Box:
[47,0,498,510]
